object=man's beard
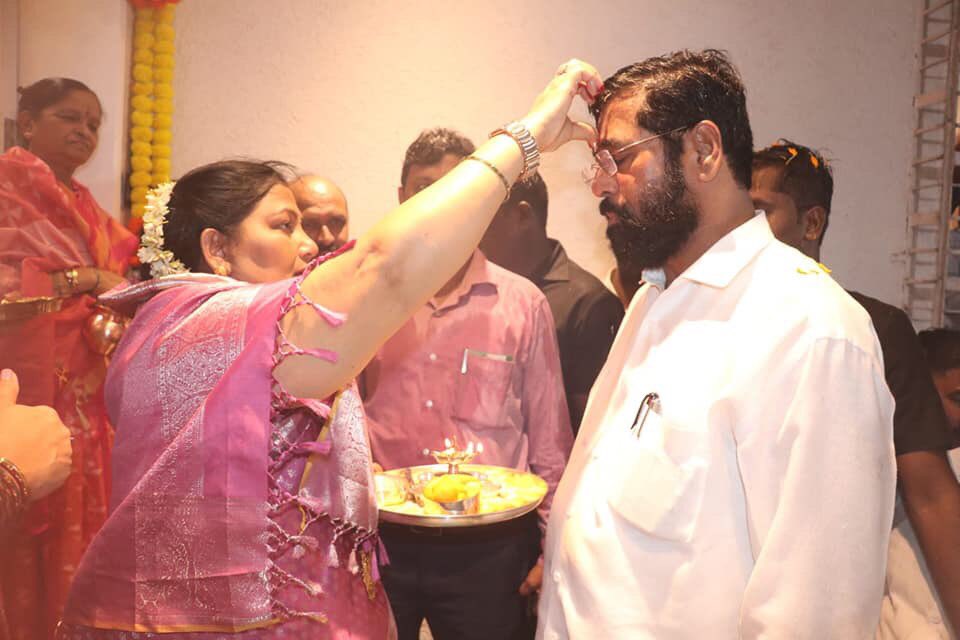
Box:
[603,155,700,276]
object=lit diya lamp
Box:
[421,438,485,514]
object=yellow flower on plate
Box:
[130,127,153,143]
[130,140,151,156]
[129,171,152,188]
[152,144,171,159]
[154,83,174,99]
[153,158,171,173]
[154,68,174,84]
[153,129,172,144]
[132,64,153,83]
[155,113,173,128]
[154,40,174,55]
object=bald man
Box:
[291,175,350,254]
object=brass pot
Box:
[84,306,129,357]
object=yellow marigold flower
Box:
[133,48,154,65]
[154,54,175,69]
[134,19,154,35]
[156,6,175,24]
[152,173,170,185]
[132,81,153,96]
[132,64,153,83]
[130,140,152,156]
[154,98,174,114]
[131,202,146,218]
[130,110,154,128]
[130,171,152,188]
[131,186,149,203]
[135,7,155,20]
[130,127,153,143]
[153,129,172,144]
[152,144,172,159]
[155,114,173,128]
[130,155,153,172]
[154,83,174,99]
[154,40,174,54]
[131,95,153,112]
[133,32,155,50]
[154,158,171,173]
[154,68,174,84]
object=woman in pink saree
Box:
[56,60,603,638]
[0,78,138,640]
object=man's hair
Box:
[504,172,549,227]
[753,140,834,244]
[591,49,753,190]
[400,127,475,186]
[919,328,960,374]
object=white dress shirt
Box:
[877,449,960,640]
[538,213,896,640]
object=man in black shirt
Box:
[752,140,960,634]
[480,173,623,433]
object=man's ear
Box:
[689,120,723,183]
[200,227,231,274]
[803,206,828,243]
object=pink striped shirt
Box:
[362,251,572,528]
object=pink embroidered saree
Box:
[0,147,137,640]
[58,247,395,639]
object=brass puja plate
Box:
[376,463,547,527]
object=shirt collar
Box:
[670,210,773,289]
[533,239,570,285]
[428,250,498,311]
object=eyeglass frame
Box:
[584,123,697,184]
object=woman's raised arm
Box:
[276,60,601,399]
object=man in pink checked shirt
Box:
[361,128,573,640]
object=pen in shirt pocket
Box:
[461,348,514,374]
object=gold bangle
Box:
[63,268,80,294]
[464,155,511,202]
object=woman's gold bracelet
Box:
[464,155,511,202]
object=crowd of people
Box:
[0,48,957,640]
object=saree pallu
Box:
[59,245,395,639]
[0,147,137,640]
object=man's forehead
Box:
[596,91,649,148]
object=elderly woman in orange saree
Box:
[0,77,138,640]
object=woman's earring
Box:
[215,263,231,277]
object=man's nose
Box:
[591,171,619,198]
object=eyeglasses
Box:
[583,124,694,184]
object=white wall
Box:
[169,0,917,304]
[16,0,130,216]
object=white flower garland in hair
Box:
[137,181,187,278]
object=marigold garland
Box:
[126,1,178,235]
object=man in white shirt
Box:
[537,49,896,640]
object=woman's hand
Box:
[521,59,604,153]
[54,267,126,297]
[0,369,72,501]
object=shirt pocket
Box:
[602,412,708,543]
[452,349,515,429]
